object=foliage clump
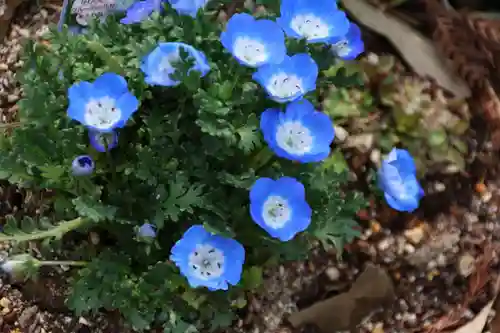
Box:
[323,53,470,175]
[0,0,368,331]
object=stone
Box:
[0,0,26,41]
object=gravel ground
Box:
[2,3,500,333]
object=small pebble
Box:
[325,266,340,282]
[404,226,425,245]
[457,253,475,277]
[0,297,11,308]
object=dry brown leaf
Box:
[452,301,493,333]
[340,0,471,99]
[288,264,395,333]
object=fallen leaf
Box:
[288,264,395,332]
[340,0,471,99]
[452,301,493,333]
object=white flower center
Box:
[232,36,267,66]
[84,96,122,130]
[188,244,224,280]
[331,39,351,57]
[153,51,180,82]
[290,14,330,40]
[275,121,313,156]
[267,73,303,99]
[262,195,291,229]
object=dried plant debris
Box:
[323,53,471,175]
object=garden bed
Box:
[0,1,499,333]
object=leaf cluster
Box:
[3,2,366,331]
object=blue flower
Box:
[378,148,424,212]
[252,54,318,103]
[330,22,364,60]
[250,177,312,242]
[71,155,95,176]
[141,42,210,87]
[120,0,161,24]
[220,13,286,68]
[167,0,208,17]
[67,73,139,133]
[277,0,350,43]
[170,225,245,290]
[89,130,118,152]
[260,99,334,162]
[138,223,157,238]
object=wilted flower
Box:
[1,260,25,273]
[138,223,156,238]
[89,130,118,152]
[260,99,334,162]
[220,13,286,68]
[141,42,210,87]
[276,0,350,43]
[167,0,208,18]
[252,54,318,103]
[71,155,95,176]
[0,254,39,279]
[330,22,364,60]
[67,73,139,132]
[250,177,312,242]
[120,0,161,24]
[170,225,245,290]
[378,148,424,212]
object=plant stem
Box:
[0,217,87,242]
[39,260,87,267]
[105,138,118,185]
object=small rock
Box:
[370,149,381,166]
[7,94,18,103]
[434,182,446,192]
[436,253,447,267]
[404,243,415,254]
[377,238,392,251]
[1,307,10,314]
[325,266,340,282]
[0,63,7,71]
[458,253,475,277]
[334,125,348,142]
[404,226,425,245]
[0,296,11,308]
[18,305,38,328]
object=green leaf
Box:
[242,266,263,290]
[163,176,205,222]
[72,197,117,222]
[38,165,65,180]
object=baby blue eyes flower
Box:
[170,225,245,291]
[167,0,208,18]
[252,54,318,103]
[250,177,312,242]
[220,13,286,68]
[277,0,350,43]
[330,23,364,60]
[89,130,118,152]
[141,42,210,87]
[120,0,161,24]
[138,223,157,238]
[67,73,139,133]
[260,99,334,163]
[378,148,424,212]
[71,155,95,176]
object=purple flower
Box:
[138,223,157,238]
[120,0,162,24]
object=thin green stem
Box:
[39,260,87,267]
[105,137,118,185]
